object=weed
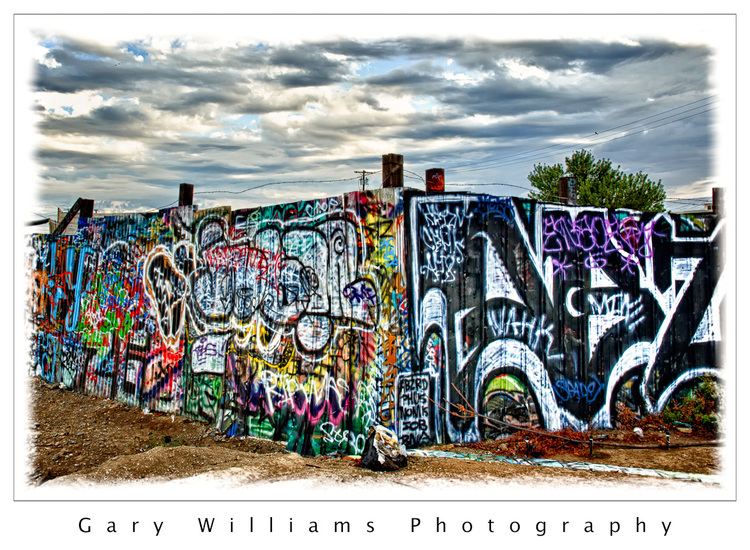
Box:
[662,376,722,435]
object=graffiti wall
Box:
[28,189,411,455]
[29,207,194,412]
[28,189,724,453]
[406,195,724,444]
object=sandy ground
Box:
[28,378,721,488]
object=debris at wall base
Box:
[360,426,408,471]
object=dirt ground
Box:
[27,378,721,486]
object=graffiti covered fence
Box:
[27,189,724,454]
[28,189,411,455]
[405,194,724,445]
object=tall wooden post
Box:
[79,199,94,218]
[712,187,723,217]
[382,154,404,188]
[179,183,194,207]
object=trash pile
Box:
[360,426,408,471]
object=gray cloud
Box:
[156,90,242,112]
[316,37,706,75]
[35,147,121,166]
[31,34,714,216]
[365,69,442,87]
[497,39,704,74]
[157,140,246,152]
[35,37,245,94]
[40,104,152,139]
[441,80,608,116]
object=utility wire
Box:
[446,95,715,172]
[403,168,425,182]
[443,185,710,201]
[144,199,179,212]
[443,184,714,207]
[142,174,374,212]
[447,97,716,174]
[450,106,714,175]
[194,176,362,196]
[455,105,715,173]
[665,197,710,202]
[446,182,532,192]
[665,198,712,205]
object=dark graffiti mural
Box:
[27,189,724,454]
[406,195,724,444]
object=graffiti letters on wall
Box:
[30,208,193,410]
[28,189,723,453]
[28,190,411,455]
[407,195,724,444]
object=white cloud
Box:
[39,134,148,159]
[669,178,715,199]
[35,90,113,117]
[501,58,552,81]
[34,42,60,68]
[500,58,596,87]
[210,129,262,143]
[442,69,491,86]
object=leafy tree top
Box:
[527,149,666,211]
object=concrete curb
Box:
[407,449,721,484]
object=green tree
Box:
[527,149,666,211]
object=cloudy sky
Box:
[27,18,720,218]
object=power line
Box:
[141,174,372,212]
[453,105,715,174]
[666,197,710,202]
[447,95,715,172]
[447,96,716,174]
[194,176,363,196]
[403,168,425,182]
[450,106,714,175]
[446,182,532,192]
[444,186,713,207]
[144,199,179,212]
[591,95,716,135]
[665,199,712,207]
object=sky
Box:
[27,21,720,218]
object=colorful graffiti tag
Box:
[28,190,411,455]
[27,189,723,453]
